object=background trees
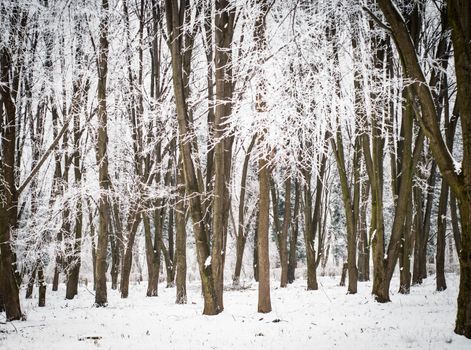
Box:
[0,0,468,339]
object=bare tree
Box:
[95,0,111,307]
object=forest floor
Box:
[0,272,469,349]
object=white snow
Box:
[204,256,211,268]
[453,159,462,175]
[0,274,468,350]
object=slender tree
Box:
[95,0,111,307]
[254,0,271,313]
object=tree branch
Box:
[17,113,73,195]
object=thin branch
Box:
[17,114,73,195]
[362,6,392,33]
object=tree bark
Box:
[120,213,142,298]
[210,0,236,310]
[253,208,259,283]
[38,266,46,307]
[25,266,36,299]
[288,180,300,284]
[144,213,160,297]
[175,159,187,304]
[255,0,271,314]
[0,251,4,312]
[257,155,271,313]
[0,42,22,321]
[436,179,448,291]
[65,28,85,298]
[279,178,291,288]
[357,178,370,281]
[95,0,110,307]
[233,135,256,287]
[398,198,414,294]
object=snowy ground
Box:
[1,273,469,350]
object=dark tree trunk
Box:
[254,0,271,314]
[120,215,141,298]
[412,163,436,285]
[279,179,291,288]
[253,209,259,283]
[398,199,414,294]
[26,266,37,299]
[447,0,471,336]
[435,82,457,292]
[339,263,348,287]
[175,160,187,304]
[288,180,300,284]
[66,53,85,298]
[166,0,218,315]
[87,199,97,291]
[110,229,120,290]
[357,179,370,281]
[0,251,4,312]
[257,155,271,313]
[0,42,22,321]
[436,179,449,292]
[303,178,318,291]
[233,136,256,288]
[38,266,46,307]
[166,207,175,288]
[94,0,111,307]
[211,0,235,311]
[144,214,159,297]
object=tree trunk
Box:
[0,251,4,312]
[65,44,85,299]
[25,266,37,299]
[165,0,218,315]
[412,162,436,285]
[255,2,271,314]
[340,263,348,287]
[211,0,235,311]
[253,208,259,283]
[331,131,358,294]
[435,83,458,292]
[456,200,471,337]
[436,179,449,291]
[110,229,120,290]
[165,207,175,287]
[398,198,414,294]
[233,136,256,288]
[357,179,370,281]
[38,266,46,307]
[0,43,22,321]
[362,130,388,302]
[144,213,159,297]
[447,0,471,336]
[120,214,142,298]
[279,179,291,288]
[175,160,187,304]
[303,179,318,291]
[257,155,271,313]
[94,0,110,307]
[288,180,300,284]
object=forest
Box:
[1,0,471,348]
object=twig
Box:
[318,281,332,303]
[84,285,96,296]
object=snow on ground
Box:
[1,273,469,350]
